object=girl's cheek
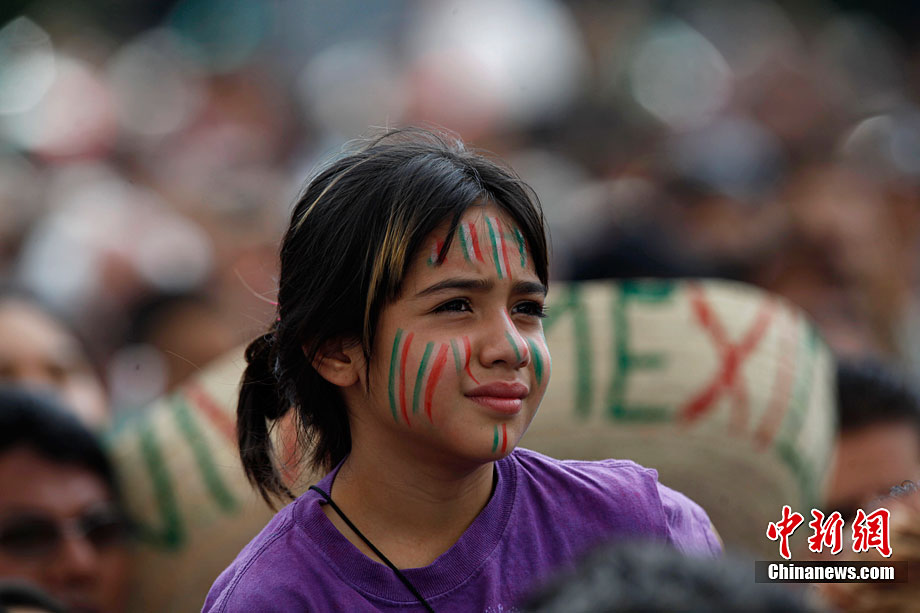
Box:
[385,329,454,428]
[526,333,551,391]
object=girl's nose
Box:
[477,310,530,370]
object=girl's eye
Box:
[434,298,472,314]
[513,301,547,318]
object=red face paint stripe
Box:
[399,332,414,426]
[427,239,446,266]
[468,222,485,262]
[424,344,450,421]
[500,423,507,454]
[462,335,479,384]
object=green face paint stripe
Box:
[450,338,462,374]
[137,422,185,548]
[388,329,404,423]
[458,225,472,262]
[487,217,504,279]
[492,425,499,453]
[171,396,237,512]
[399,332,414,425]
[526,337,543,384]
[412,341,434,415]
[505,331,522,361]
[496,218,512,279]
[513,226,527,267]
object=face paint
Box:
[486,216,512,280]
[426,239,446,267]
[491,424,508,453]
[512,226,527,268]
[501,310,527,364]
[525,337,545,385]
[423,344,450,421]
[505,331,522,362]
[412,342,435,417]
[450,338,462,374]
[399,332,415,425]
[461,336,479,384]
[370,204,547,464]
[458,221,485,264]
[387,329,405,423]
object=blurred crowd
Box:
[2,0,920,611]
[2,0,920,415]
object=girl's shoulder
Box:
[506,448,721,556]
[508,446,666,499]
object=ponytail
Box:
[237,331,293,506]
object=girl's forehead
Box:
[412,204,536,279]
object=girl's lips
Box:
[466,381,528,414]
[468,396,523,414]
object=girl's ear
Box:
[309,338,364,387]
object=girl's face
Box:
[353,204,550,466]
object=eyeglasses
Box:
[0,507,130,559]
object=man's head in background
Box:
[0,290,108,429]
[522,541,821,612]
[827,359,920,519]
[0,387,130,613]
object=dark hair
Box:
[238,127,549,504]
[0,385,118,496]
[0,581,66,613]
[522,542,823,613]
[836,358,920,434]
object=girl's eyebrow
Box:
[414,278,547,298]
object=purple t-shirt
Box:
[203,448,720,612]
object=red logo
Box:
[807,509,844,555]
[852,508,892,558]
[767,506,892,559]
[766,505,804,560]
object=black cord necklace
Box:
[309,485,436,613]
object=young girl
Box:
[204,129,720,612]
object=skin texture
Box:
[0,447,130,613]
[0,301,108,429]
[313,204,550,568]
[827,422,920,519]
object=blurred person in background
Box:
[0,386,131,613]
[826,359,920,521]
[818,484,920,612]
[0,580,66,613]
[522,541,825,613]
[754,161,919,360]
[0,290,109,430]
[124,291,237,393]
